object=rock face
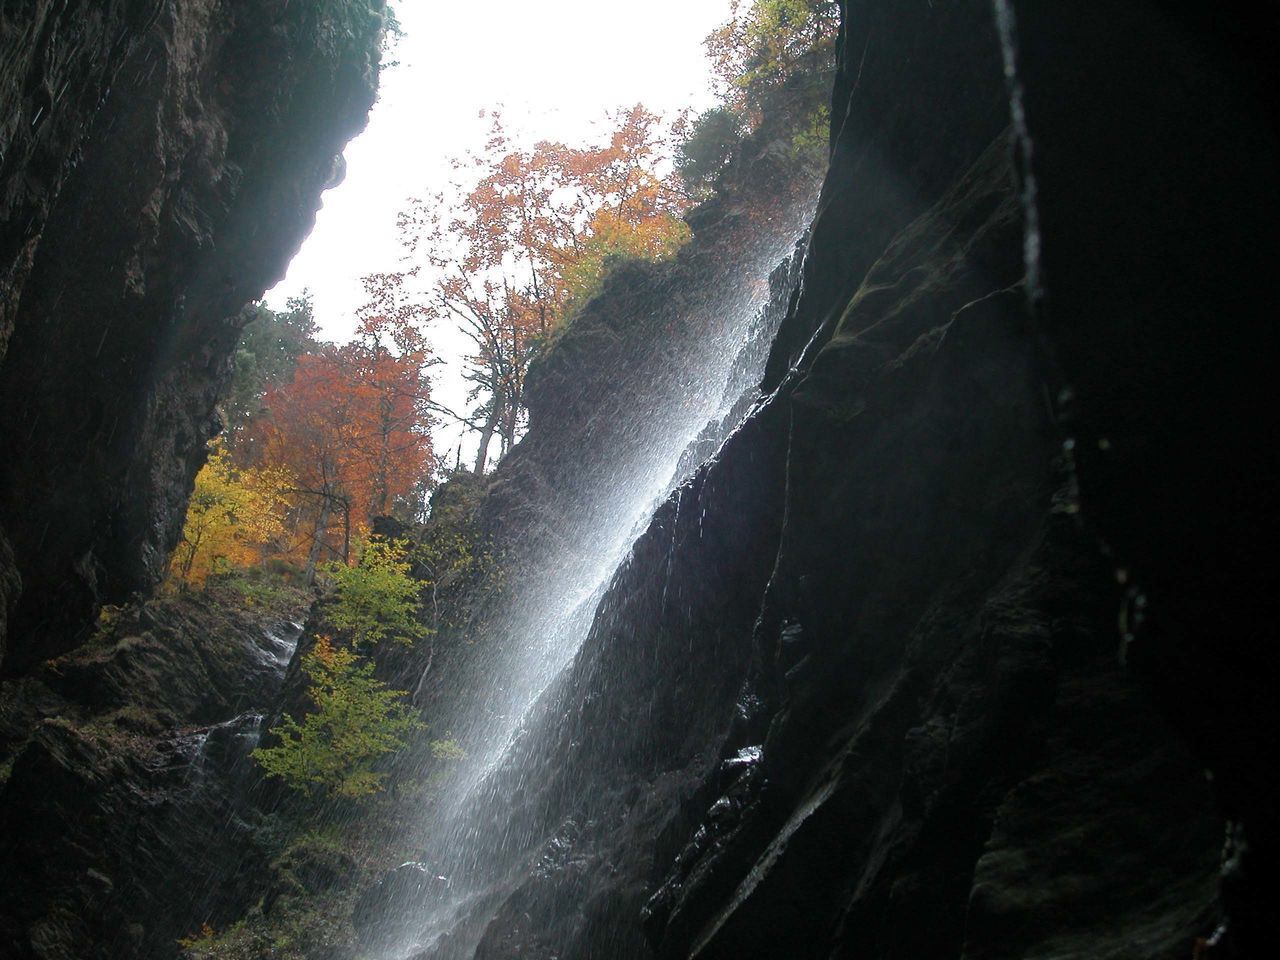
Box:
[409,116,821,740]
[998,4,1279,946]
[380,3,1274,959]
[0,0,384,674]
[0,587,310,959]
[1,1,1275,958]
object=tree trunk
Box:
[374,399,392,516]
[305,498,333,584]
[342,498,351,565]
[474,388,503,474]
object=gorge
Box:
[2,3,1276,960]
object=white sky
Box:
[266,0,733,467]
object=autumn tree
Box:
[399,106,690,473]
[344,271,437,520]
[169,442,294,587]
[253,276,434,577]
[557,105,692,311]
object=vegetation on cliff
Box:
[1,4,842,955]
[679,0,837,193]
[160,0,836,596]
[252,637,420,799]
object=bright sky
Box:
[266,0,733,465]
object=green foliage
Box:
[708,0,839,117]
[696,0,838,179]
[675,107,745,195]
[177,902,354,960]
[323,536,425,646]
[429,736,467,762]
[252,638,420,799]
[224,295,320,445]
[411,523,502,634]
[212,565,306,612]
[789,101,831,169]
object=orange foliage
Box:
[398,104,690,472]
[253,275,434,573]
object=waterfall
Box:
[366,222,813,958]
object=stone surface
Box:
[375,3,1271,958]
[1,1,1274,957]
[0,586,311,959]
[1001,4,1279,951]
[0,0,384,673]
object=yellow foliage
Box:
[169,442,294,586]
[251,636,420,799]
[560,209,691,318]
[177,923,217,949]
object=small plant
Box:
[178,923,217,951]
[429,737,467,762]
[252,637,421,799]
[215,566,303,611]
[323,536,425,646]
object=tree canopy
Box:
[223,295,320,445]
[169,443,293,587]
[323,537,425,648]
[398,106,690,472]
[251,276,435,576]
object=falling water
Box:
[371,220,814,957]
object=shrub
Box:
[323,536,424,646]
[252,638,420,799]
[675,107,744,195]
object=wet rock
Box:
[264,838,359,917]
[40,591,304,727]
[0,0,384,674]
[1002,4,1280,953]
[0,586,314,959]
[408,4,1266,957]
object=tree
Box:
[557,105,692,312]
[258,351,363,576]
[253,279,434,577]
[674,107,745,197]
[168,442,293,587]
[345,272,437,520]
[705,0,840,122]
[223,294,320,450]
[252,636,420,799]
[399,106,690,473]
[323,536,424,647]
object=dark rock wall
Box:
[0,0,384,674]
[0,0,1274,958]
[484,113,818,565]
[0,588,311,959]
[399,2,1274,958]
[1001,3,1280,945]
